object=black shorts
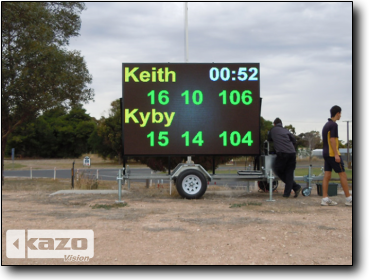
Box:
[324,156,345,173]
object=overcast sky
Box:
[68,1,353,141]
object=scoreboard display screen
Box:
[122,63,260,156]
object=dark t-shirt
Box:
[322,118,340,157]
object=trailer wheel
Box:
[258,180,278,192]
[176,169,207,199]
[301,187,311,197]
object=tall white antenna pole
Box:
[185,2,189,63]
[185,2,191,164]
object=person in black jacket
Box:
[268,118,301,198]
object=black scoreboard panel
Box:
[122,63,260,156]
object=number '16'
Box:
[148,90,169,105]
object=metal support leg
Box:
[116,168,125,204]
[266,169,276,202]
[308,164,312,191]
[127,165,130,190]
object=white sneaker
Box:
[345,199,352,206]
[321,198,338,206]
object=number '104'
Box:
[219,131,253,146]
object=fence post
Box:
[96,169,99,180]
[71,161,75,189]
[127,165,130,190]
[54,167,56,180]
[77,169,79,181]
[30,167,32,180]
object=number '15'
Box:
[147,131,169,146]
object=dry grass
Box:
[2,177,118,192]
[2,178,71,192]
[75,170,99,190]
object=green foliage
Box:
[2,2,94,180]
[93,99,123,163]
[5,105,96,158]
[284,124,296,135]
[260,116,273,153]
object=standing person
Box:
[321,106,352,206]
[268,118,301,198]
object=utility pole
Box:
[184,2,189,63]
[185,2,191,165]
[342,120,352,168]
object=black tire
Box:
[176,169,207,199]
[258,180,278,192]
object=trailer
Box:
[119,142,323,201]
[120,63,323,201]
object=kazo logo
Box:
[6,230,94,261]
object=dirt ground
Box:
[1,177,352,266]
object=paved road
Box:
[4,165,320,188]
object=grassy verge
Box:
[4,163,27,169]
[294,168,352,180]
[91,203,128,210]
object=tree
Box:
[56,105,96,157]
[298,131,322,161]
[2,2,94,182]
[259,117,273,152]
[345,140,352,149]
[284,124,296,135]
[94,99,123,164]
[5,105,96,158]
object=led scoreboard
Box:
[122,63,260,156]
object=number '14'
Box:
[182,131,204,146]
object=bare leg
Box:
[322,171,331,197]
[338,172,351,197]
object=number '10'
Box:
[181,90,203,105]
